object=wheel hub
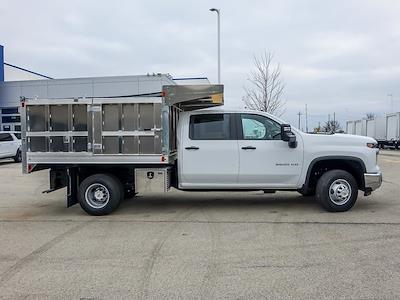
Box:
[329,179,352,205]
[85,183,110,209]
[94,189,105,201]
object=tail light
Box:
[27,164,35,173]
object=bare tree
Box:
[323,120,342,133]
[366,113,375,120]
[243,51,285,116]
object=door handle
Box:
[241,146,256,150]
[185,146,200,150]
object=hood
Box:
[301,133,376,146]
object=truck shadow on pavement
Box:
[2,192,382,221]
[112,192,381,216]
[116,193,320,214]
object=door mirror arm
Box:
[280,124,297,148]
[288,135,297,148]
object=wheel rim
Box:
[85,183,110,209]
[329,179,352,205]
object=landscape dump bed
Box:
[21,84,223,172]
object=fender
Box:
[302,156,367,191]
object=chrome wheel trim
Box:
[329,179,352,205]
[85,183,110,209]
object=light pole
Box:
[388,93,394,112]
[209,8,221,83]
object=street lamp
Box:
[209,8,221,83]
[388,93,394,112]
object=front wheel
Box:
[316,170,358,212]
[78,174,123,216]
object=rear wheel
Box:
[316,170,358,212]
[78,174,123,216]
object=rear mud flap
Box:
[67,168,79,207]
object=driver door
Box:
[237,113,303,188]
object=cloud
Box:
[1,0,400,128]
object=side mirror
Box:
[281,124,297,148]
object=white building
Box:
[0,45,52,131]
[0,45,209,132]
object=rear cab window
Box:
[189,114,234,140]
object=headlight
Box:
[367,143,377,148]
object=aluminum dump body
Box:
[21,84,223,170]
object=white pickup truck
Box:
[21,84,382,215]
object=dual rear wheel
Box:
[78,174,123,216]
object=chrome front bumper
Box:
[364,172,382,192]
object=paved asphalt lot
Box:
[0,151,399,299]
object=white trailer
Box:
[374,116,387,148]
[366,119,375,138]
[346,121,355,134]
[354,120,366,136]
[345,114,400,149]
[386,113,400,149]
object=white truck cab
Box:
[178,109,302,189]
[0,132,22,162]
[20,84,382,215]
[177,108,382,212]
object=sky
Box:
[1,0,400,129]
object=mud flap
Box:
[67,168,79,207]
[43,168,68,194]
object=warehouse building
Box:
[0,45,53,131]
[0,45,208,132]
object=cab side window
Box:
[189,114,232,140]
[240,114,281,140]
[0,133,13,142]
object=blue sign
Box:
[0,45,4,81]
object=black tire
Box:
[315,170,358,212]
[78,173,123,216]
[13,149,22,163]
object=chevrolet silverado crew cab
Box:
[0,132,22,163]
[20,84,382,215]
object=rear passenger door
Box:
[179,113,239,188]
